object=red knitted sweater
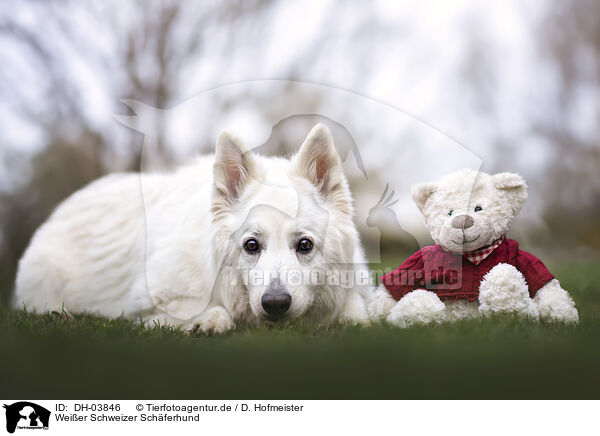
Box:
[380,238,554,301]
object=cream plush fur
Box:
[14,124,371,333]
[369,169,579,327]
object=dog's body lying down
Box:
[13,124,372,333]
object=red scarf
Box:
[463,235,506,265]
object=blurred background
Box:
[1,0,599,305]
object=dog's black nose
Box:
[261,291,292,317]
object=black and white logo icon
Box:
[3,402,50,434]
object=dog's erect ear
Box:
[411,182,437,213]
[213,130,256,205]
[292,124,350,211]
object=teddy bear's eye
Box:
[474,205,483,212]
[448,210,454,216]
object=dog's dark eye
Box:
[448,210,454,216]
[296,238,313,253]
[474,206,483,212]
[244,238,260,253]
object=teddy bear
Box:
[368,168,579,327]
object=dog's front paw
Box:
[386,289,447,328]
[368,285,397,321]
[340,290,371,326]
[341,309,371,327]
[478,263,539,320]
[187,307,235,335]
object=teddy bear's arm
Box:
[368,284,448,327]
[533,279,579,324]
[386,289,447,327]
[478,263,539,319]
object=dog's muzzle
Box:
[261,289,292,317]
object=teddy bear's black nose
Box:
[451,214,474,229]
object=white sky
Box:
[1,0,597,243]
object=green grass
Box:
[1,262,599,399]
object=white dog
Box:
[13,124,371,333]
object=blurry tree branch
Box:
[535,0,600,252]
[0,0,271,302]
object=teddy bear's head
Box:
[411,169,527,253]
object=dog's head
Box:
[211,124,356,322]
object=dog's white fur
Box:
[14,124,371,333]
[369,169,579,327]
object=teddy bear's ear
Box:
[493,172,528,210]
[411,182,437,213]
[493,172,527,191]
